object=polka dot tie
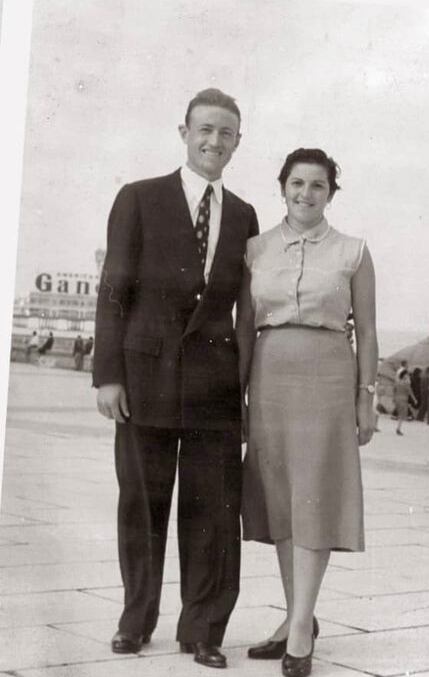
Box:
[194,184,212,269]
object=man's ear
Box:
[178,124,188,143]
[234,132,242,151]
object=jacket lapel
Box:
[184,190,238,336]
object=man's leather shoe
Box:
[111,631,150,654]
[248,616,319,660]
[180,641,227,668]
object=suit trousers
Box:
[114,422,242,646]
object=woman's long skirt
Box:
[242,325,364,551]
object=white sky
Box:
[11,0,429,334]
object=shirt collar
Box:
[280,217,330,247]
[181,165,223,204]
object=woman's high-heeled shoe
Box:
[281,636,314,677]
[247,616,319,660]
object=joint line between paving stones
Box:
[381,670,429,677]
[0,558,118,569]
[46,622,110,647]
[315,655,380,676]
[4,656,141,673]
[12,496,71,508]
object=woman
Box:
[236,148,378,677]
[394,370,416,435]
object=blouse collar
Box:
[280,217,331,247]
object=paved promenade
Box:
[1,363,429,676]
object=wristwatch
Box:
[358,384,376,394]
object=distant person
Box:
[417,366,429,423]
[410,367,422,416]
[38,332,54,356]
[73,335,85,371]
[25,331,39,361]
[84,336,94,356]
[391,360,409,421]
[373,381,385,432]
[393,370,416,435]
[396,359,408,379]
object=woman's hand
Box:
[356,395,374,446]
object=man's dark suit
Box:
[93,169,258,645]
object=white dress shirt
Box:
[180,165,223,281]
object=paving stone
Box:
[81,586,124,606]
[331,544,429,571]
[238,574,351,607]
[0,590,121,628]
[1,507,117,524]
[0,522,117,544]
[226,606,364,645]
[0,561,121,594]
[364,496,426,515]
[0,536,27,546]
[0,625,125,671]
[365,512,429,530]
[0,513,45,526]
[17,648,363,677]
[83,581,183,615]
[239,552,281,577]
[318,589,429,631]
[317,626,429,675]
[0,540,118,567]
[365,528,429,547]
[323,567,429,597]
[381,488,429,505]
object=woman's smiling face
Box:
[283,162,332,231]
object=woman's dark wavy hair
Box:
[278,148,341,196]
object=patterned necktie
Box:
[194,184,212,269]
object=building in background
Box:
[12,249,105,336]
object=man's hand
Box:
[97,384,130,423]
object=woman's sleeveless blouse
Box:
[246,219,365,332]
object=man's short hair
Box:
[185,88,241,127]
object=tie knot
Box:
[203,184,213,200]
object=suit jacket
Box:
[93,169,259,430]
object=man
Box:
[84,336,94,356]
[38,331,54,355]
[93,89,258,669]
[417,366,429,422]
[73,335,85,370]
[25,331,39,362]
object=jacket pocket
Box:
[123,335,162,356]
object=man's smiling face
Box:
[179,105,241,181]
